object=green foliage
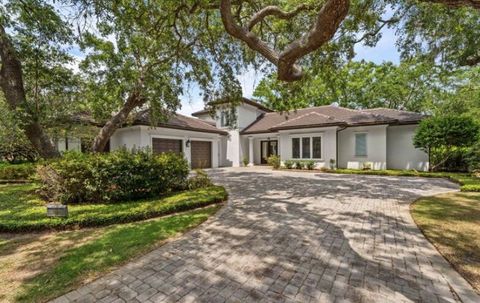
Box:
[267,155,281,169]
[460,184,480,192]
[414,116,479,151]
[0,163,36,180]
[38,150,189,204]
[186,170,213,190]
[284,160,294,169]
[77,0,244,125]
[242,157,249,167]
[254,60,447,112]
[305,160,315,170]
[294,160,304,169]
[414,115,479,170]
[15,206,220,302]
[465,141,480,172]
[0,183,226,232]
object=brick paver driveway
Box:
[54,168,479,303]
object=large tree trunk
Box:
[0,24,59,159]
[91,91,145,152]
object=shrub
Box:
[362,162,372,170]
[267,155,281,169]
[284,160,294,169]
[329,158,336,169]
[38,150,189,204]
[305,160,315,170]
[294,160,304,169]
[460,184,480,192]
[0,162,36,180]
[466,142,480,172]
[187,169,213,189]
[242,157,249,167]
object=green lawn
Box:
[0,206,221,303]
[0,183,227,232]
[411,192,480,293]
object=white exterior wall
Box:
[338,125,387,170]
[193,113,216,123]
[237,104,263,130]
[224,130,241,167]
[213,103,267,167]
[387,125,429,171]
[110,126,221,168]
[278,127,338,169]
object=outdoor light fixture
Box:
[186,139,191,148]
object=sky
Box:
[178,25,400,116]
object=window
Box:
[292,138,300,158]
[355,133,367,157]
[302,137,310,158]
[313,137,322,158]
[220,109,235,127]
[291,136,322,159]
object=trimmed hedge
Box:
[0,183,227,232]
[460,185,480,192]
[38,150,189,204]
[0,162,36,180]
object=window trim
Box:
[354,132,368,157]
[290,134,323,160]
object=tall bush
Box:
[414,115,479,171]
[0,163,37,180]
[38,150,189,204]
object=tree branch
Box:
[247,4,312,31]
[220,0,350,82]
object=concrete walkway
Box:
[53,168,479,303]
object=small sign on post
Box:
[46,204,68,217]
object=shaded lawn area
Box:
[0,183,227,232]
[411,192,480,293]
[0,205,221,303]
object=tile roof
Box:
[133,111,227,135]
[241,105,424,134]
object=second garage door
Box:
[152,138,182,155]
[191,141,212,169]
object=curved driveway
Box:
[54,168,479,303]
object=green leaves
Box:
[414,115,480,151]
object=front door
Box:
[260,140,278,164]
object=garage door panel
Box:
[152,138,183,155]
[191,141,211,169]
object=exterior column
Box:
[248,136,254,166]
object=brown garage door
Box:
[152,138,182,155]
[191,141,211,169]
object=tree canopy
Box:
[1,0,480,158]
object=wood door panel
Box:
[191,141,212,169]
[152,138,182,155]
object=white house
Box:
[110,98,429,171]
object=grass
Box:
[411,192,480,293]
[0,183,227,232]
[310,168,480,192]
[0,206,221,303]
